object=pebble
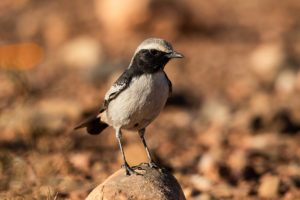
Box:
[197,153,220,182]
[258,174,280,198]
[86,164,186,200]
[275,69,297,94]
[60,36,103,69]
[250,43,285,82]
[94,0,150,32]
[69,152,92,171]
[191,174,213,192]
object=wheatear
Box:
[76,38,183,175]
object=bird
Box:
[75,38,184,175]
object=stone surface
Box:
[86,163,186,200]
[60,36,103,69]
[250,43,285,82]
[258,174,280,198]
[190,174,213,192]
[94,0,150,32]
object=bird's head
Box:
[130,38,183,73]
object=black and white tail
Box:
[75,114,108,135]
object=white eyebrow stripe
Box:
[136,43,173,53]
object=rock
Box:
[94,0,150,33]
[60,36,103,69]
[196,125,223,148]
[244,133,279,151]
[201,98,230,126]
[43,14,69,49]
[211,183,233,198]
[250,43,285,82]
[258,174,280,198]
[197,152,221,182]
[249,92,271,116]
[275,69,297,94]
[190,174,213,192]
[86,163,186,200]
[69,152,92,171]
[29,153,70,179]
[182,187,193,199]
[244,133,283,160]
[0,103,33,141]
[93,0,151,56]
[39,185,55,197]
[296,71,300,91]
[163,109,192,129]
[34,97,82,132]
[193,193,213,200]
[227,150,247,176]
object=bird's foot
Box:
[122,162,142,176]
[131,165,145,170]
[149,161,159,169]
[140,161,163,172]
[148,161,164,173]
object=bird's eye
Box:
[149,49,159,56]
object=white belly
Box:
[106,71,169,130]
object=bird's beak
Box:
[167,51,184,58]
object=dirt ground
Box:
[1,0,300,199]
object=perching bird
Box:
[75,38,183,175]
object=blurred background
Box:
[1,0,300,199]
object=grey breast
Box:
[107,71,169,130]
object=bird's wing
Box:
[163,71,172,96]
[104,69,133,108]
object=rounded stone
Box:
[86,163,186,200]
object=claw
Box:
[148,161,164,173]
[122,163,142,176]
[131,165,144,170]
[149,161,159,169]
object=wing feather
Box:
[163,71,172,96]
[104,69,133,108]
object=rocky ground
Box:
[1,0,300,199]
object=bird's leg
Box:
[138,128,159,169]
[116,128,140,175]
